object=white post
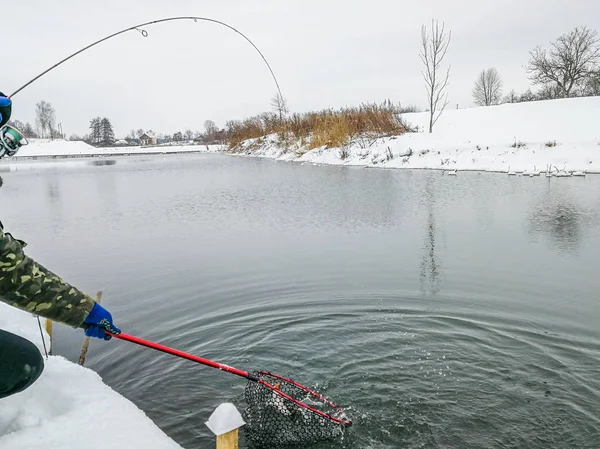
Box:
[205,403,246,449]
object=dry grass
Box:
[226,102,412,150]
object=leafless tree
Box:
[270,92,289,121]
[204,120,218,136]
[420,20,451,133]
[526,26,600,98]
[503,89,518,104]
[472,68,503,106]
[184,129,194,140]
[136,128,145,138]
[536,83,562,100]
[8,119,25,130]
[582,70,600,96]
[35,101,56,139]
[20,122,37,138]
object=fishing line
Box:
[9,16,283,101]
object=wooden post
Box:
[205,403,245,449]
[44,319,53,355]
[216,429,238,449]
[78,290,102,366]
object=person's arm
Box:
[0,225,116,335]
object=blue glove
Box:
[83,303,121,340]
[0,93,11,127]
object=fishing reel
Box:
[0,125,28,158]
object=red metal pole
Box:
[111,332,253,380]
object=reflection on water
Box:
[528,182,598,255]
[420,177,441,294]
[530,203,583,254]
[90,159,117,166]
[47,179,60,202]
[1,156,599,449]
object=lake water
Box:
[1,154,599,448]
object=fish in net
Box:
[241,371,351,448]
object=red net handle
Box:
[110,332,352,426]
[111,332,253,379]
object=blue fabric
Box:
[83,303,121,340]
[0,94,11,128]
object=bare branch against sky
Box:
[5,0,600,136]
[420,20,451,133]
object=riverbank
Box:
[0,304,182,449]
[12,139,223,159]
[231,97,600,174]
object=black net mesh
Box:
[241,371,348,448]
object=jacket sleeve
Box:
[0,225,96,328]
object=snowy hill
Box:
[235,96,600,174]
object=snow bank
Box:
[0,303,182,449]
[234,97,600,174]
[14,139,224,158]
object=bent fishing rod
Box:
[9,16,283,101]
[1,16,283,157]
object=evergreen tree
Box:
[100,117,115,146]
[89,117,102,145]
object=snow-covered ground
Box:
[233,97,600,174]
[9,97,599,174]
[13,139,223,159]
[0,303,182,449]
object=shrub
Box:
[226,102,413,150]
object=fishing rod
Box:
[2,16,284,157]
[9,16,283,100]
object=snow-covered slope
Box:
[234,97,600,174]
[0,303,182,449]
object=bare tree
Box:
[270,92,289,120]
[582,70,600,96]
[503,89,518,104]
[472,68,503,106]
[35,101,56,139]
[526,26,600,98]
[420,20,451,133]
[184,129,194,140]
[8,119,25,130]
[204,120,218,137]
[536,83,562,100]
[21,122,37,138]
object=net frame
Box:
[253,371,351,426]
[241,371,351,447]
[109,333,352,445]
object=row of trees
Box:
[9,100,64,139]
[418,22,600,132]
[88,117,115,146]
[471,26,600,107]
[10,25,600,142]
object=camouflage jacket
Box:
[0,221,96,328]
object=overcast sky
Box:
[5,0,600,137]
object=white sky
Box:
[5,0,600,137]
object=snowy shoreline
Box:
[10,139,224,160]
[0,304,182,449]
[5,97,600,176]
[231,97,600,175]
